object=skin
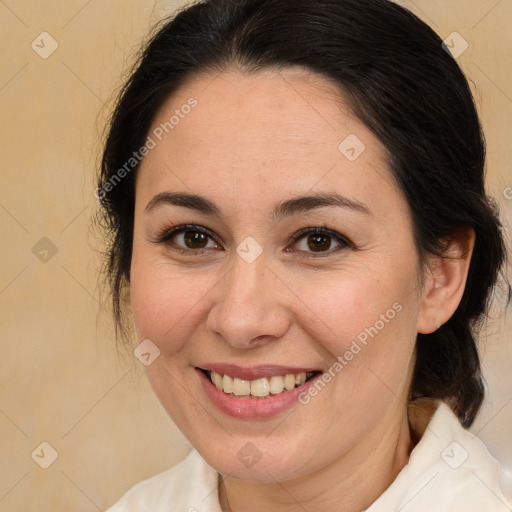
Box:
[129,67,474,512]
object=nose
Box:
[206,252,292,349]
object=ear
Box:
[417,228,475,334]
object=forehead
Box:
[136,67,400,215]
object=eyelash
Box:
[154,224,353,257]
[288,226,353,256]
[155,224,219,255]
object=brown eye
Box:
[290,228,351,255]
[158,225,221,252]
[306,234,333,252]
[183,230,209,249]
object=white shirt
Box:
[106,403,512,511]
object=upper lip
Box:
[197,363,322,380]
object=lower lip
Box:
[197,369,321,419]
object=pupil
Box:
[184,231,208,249]
[307,234,331,252]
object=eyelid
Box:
[154,223,353,256]
[287,226,353,254]
[155,224,223,250]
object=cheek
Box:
[129,254,218,354]
[291,269,410,351]
[290,265,418,393]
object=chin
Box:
[195,436,315,482]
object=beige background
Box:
[0,0,510,510]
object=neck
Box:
[219,408,414,512]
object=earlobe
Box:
[416,228,475,334]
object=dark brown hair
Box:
[96,0,509,427]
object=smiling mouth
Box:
[201,369,320,399]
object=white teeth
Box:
[233,378,251,396]
[222,374,233,394]
[212,371,223,390]
[269,375,284,394]
[208,371,310,398]
[284,374,296,390]
[251,378,270,397]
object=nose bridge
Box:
[207,251,290,347]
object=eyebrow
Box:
[145,192,222,216]
[273,193,371,220]
[144,191,371,218]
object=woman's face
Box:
[130,68,425,481]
